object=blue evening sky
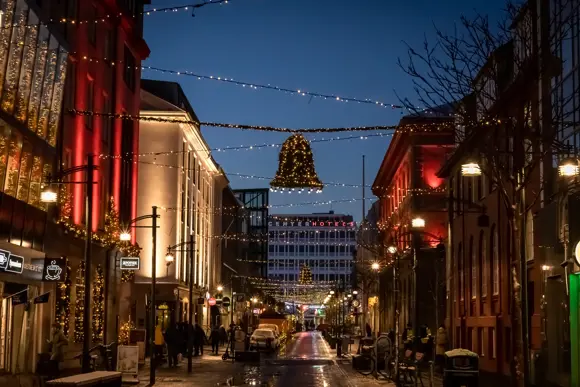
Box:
[143,0,505,221]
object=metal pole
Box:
[150,206,158,385]
[82,155,94,373]
[188,234,194,373]
[412,243,417,334]
[230,274,234,324]
[394,253,400,385]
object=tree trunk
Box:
[510,213,525,387]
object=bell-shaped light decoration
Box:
[559,157,579,177]
[270,134,323,190]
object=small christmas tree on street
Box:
[299,265,313,285]
[100,196,121,248]
[270,134,323,190]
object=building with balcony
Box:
[135,80,228,331]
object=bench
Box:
[46,371,122,387]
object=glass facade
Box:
[0,0,67,212]
[0,0,68,148]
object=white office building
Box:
[267,212,356,285]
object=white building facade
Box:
[134,81,226,329]
[267,212,356,286]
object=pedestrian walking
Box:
[365,323,372,338]
[194,323,206,356]
[164,323,180,367]
[47,323,68,376]
[402,323,413,350]
[435,324,448,371]
[154,324,165,366]
[210,326,220,354]
[219,325,228,346]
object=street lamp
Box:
[371,262,380,271]
[411,217,426,228]
[329,290,335,295]
[352,290,358,295]
[559,157,579,177]
[387,245,397,254]
[121,207,160,385]
[217,285,224,293]
[461,161,482,176]
[41,156,97,374]
[119,231,131,242]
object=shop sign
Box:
[208,298,217,306]
[268,220,355,228]
[0,249,10,269]
[5,255,23,274]
[42,258,65,281]
[252,308,260,314]
[120,257,140,270]
[12,290,27,306]
[222,296,231,307]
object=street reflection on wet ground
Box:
[230,331,356,387]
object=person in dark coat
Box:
[164,324,180,367]
[210,326,220,354]
[365,323,372,338]
[194,323,206,356]
[219,325,228,346]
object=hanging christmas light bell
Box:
[270,134,324,191]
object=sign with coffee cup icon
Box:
[42,258,65,282]
[120,257,140,270]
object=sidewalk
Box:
[136,354,245,386]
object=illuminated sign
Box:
[268,221,355,228]
[120,257,140,271]
[42,258,65,281]
[575,241,580,267]
[0,249,10,269]
[5,255,23,274]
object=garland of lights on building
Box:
[56,262,72,335]
[92,265,105,342]
[74,261,85,343]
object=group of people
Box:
[155,322,231,367]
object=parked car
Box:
[250,329,279,351]
[258,324,280,337]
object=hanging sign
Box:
[120,257,140,270]
[0,249,10,269]
[33,292,50,304]
[42,258,65,281]
[208,298,217,306]
[222,297,231,307]
[12,290,28,306]
[5,255,24,274]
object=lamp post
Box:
[410,217,425,334]
[165,236,196,372]
[121,207,160,385]
[41,155,97,373]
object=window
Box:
[490,328,496,358]
[479,328,485,356]
[471,236,477,299]
[526,210,534,261]
[88,5,97,45]
[123,45,136,91]
[492,226,500,295]
[86,79,94,130]
[480,231,488,298]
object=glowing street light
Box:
[329,290,335,295]
[411,217,426,228]
[40,187,58,203]
[461,162,482,176]
[559,158,579,177]
[387,246,397,254]
[371,262,380,271]
[217,285,224,292]
[165,252,174,265]
[119,231,131,242]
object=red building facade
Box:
[372,112,454,333]
[60,0,150,231]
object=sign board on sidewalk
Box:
[222,296,231,307]
[117,345,139,383]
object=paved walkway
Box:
[134,332,394,386]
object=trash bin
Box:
[443,349,479,387]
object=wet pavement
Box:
[137,331,392,386]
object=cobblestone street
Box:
[136,332,393,386]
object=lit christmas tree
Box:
[270,134,323,190]
[100,196,121,248]
[74,261,85,343]
[92,265,104,342]
[55,262,72,335]
[299,265,313,285]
